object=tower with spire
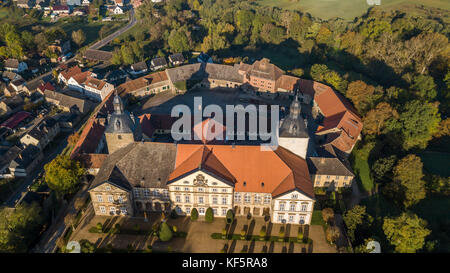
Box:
[104,92,141,154]
[278,94,310,159]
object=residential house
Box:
[0,101,11,117]
[58,66,82,84]
[150,57,168,71]
[0,146,21,174]
[238,58,284,94]
[104,69,128,83]
[36,82,56,95]
[169,53,185,66]
[44,89,93,114]
[113,5,124,14]
[82,0,90,6]
[67,71,94,92]
[0,111,31,130]
[115,71,170,97]
[129,61,148,75]
[48,40,71,55]
[66,0,81,5]
[2,71,22,83]
[197,52,212,63]
[52,5,70,14]
[114,0,123,6]
[20,117,60,151]
[4,59,28,73]
[83,77,114,101]
[8,145,43,177]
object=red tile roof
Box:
[60,66,82,81]
[171,144,314,198]
[1,111,31,129]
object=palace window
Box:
[292,194,298,199]
[222,197,227,205]
[121,207,127,215]
[199,197,204,204]
[222,208,227,216]
[105,186,111,191]
[289,215,294,223]
[212,196,218,204]
[186,207,191,214]
[290,203,296,212]
[278,214,284,222]
[144,189,150,198]
[199,208,205,214]
[133,189,141,198]
[175,195,181,203]
[109,207,116,214]
[97,195,103,202]
[175,187,180,191]
[222,189,227,193]
[316,181,320,185]
[118,196,123,203]
[279,203,285,211]
[198,188,204,192]
[264,195,271,204]
[152,189,159,196]
[108,195,114,203]
[213,208,218,215]
[184,187,190,191]
[299,215,305,225]
[212,188,218,192]
[254,194,261,204]
[244,193,251,204]
[163,190,169,198]
[234,193,241,203]
[185,195,190,203]
[301,203,308,212]
[99,206,106,214]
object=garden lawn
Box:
[352,152,374,193]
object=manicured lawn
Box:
[311,210,327,232]
[350,149,374,194]
[419,151,450,177]
[256,0,450,20]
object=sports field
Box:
[256,0,450,20]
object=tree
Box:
[68,132,80,147]
[44,155,85,197]
[322,208,334,224]
[411,75,437,101]
[433,118,450,138]
[205,207,214,223]
[386,100,441,150]
[363,102,398,135]
[393,154,426,208]
[71,29,86,47]
[326,226,340,244]
[405,32,448,74]
[158,222,173,242]
[168,29,189,53]
[346,81,383,114]
[426,175,450,196]
[0,203,43,252]
[383,212,431,253]
[64,213,76,231]
[226,209,234,224]
[309,64,329,82]
[343,205,373,243]
[190,208,198,221]
[372,155,397,182]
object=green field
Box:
[256,0,450,20]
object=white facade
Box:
[168,171,234,217]
[84,82,114,101]
[113,6,124,14]
[272,190,314,225]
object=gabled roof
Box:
[151,57,168,67]
[168,145,236,184]
[70,71,93,85]
[84,49,113,62]
[131,61,147,71]
[241,58,284,81]
[169,53,185,63]
[60,66,82,81]
[307,156,354,177]
[4,59,19,69]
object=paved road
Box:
[89,8,137,50]
[26,8,137,90]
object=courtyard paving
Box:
[70,212,336,253]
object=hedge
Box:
[210,233,313,244]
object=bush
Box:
[278,227,285,242]
[221,228,227,239]
[152,223,159,236]
[297,232,304,242]
[205,207,214,223]
[226,209,234,224]
[172,225,177,233]
[326,226,340,244]
[159,222,173,242]
[96,222,103,232]
[190,208,198,221]
[322,208,334,223]
[240,229,246,240]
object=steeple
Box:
[289,94,301,119]
[113,90,124,114]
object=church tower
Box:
[104,92,141,154]
[278,94,310,159]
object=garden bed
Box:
[210,233,313,244]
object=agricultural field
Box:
[256,0,450,20]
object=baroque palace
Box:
[71,58,362,226]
